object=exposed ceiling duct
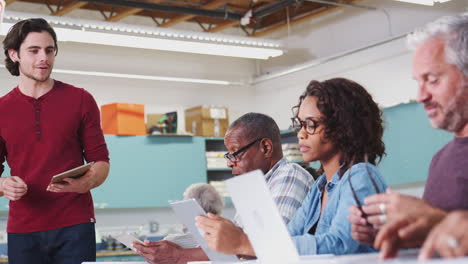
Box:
[78,0,243,20]
[3,0,371,36]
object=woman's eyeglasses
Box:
[291,117,321,135]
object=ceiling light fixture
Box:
[0,64,244,86]
[393,0,452,6]
[0,11,284,60]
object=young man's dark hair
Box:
[3,18,58,76]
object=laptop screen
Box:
[226,170,300,264]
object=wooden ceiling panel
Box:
[6,0,20,5]
[51,1,88,16]
[6,0,363,36]
[251,2,323,29]
[159,0,230,28]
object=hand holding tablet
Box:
[113,233,144,252]
[49,162,95,184]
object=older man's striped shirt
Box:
[234,158,314,227]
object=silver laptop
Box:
[225,169,333,264]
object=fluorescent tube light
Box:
[0,64,244,86]
[394,0,452,5]
[1,11,284,60]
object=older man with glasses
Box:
[134,112,313,264]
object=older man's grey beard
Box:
[439,80,468,133]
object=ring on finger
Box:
[379,203,387,214]
[447,235,459,248]
[379,214,387,224]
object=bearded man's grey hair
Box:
[407,13,468,76]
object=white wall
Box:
[260,0,467,73]
[253,37,416,128]
[253,0,468,129]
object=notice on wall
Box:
[209,108,227,119]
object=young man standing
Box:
[0,18,110,264]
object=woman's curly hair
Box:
[293,78,385,177]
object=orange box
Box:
[101,103,146,136]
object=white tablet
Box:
[113,233,144,252]
[50,162,95,184]
[170,199,239,263]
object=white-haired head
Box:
[407,13,468,76]
[183,183,224,215]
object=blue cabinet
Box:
[91,135,207,208]
[96,254,145,262]
[379,103,451,185]
[0,135,207,210]
[0,166,9,211]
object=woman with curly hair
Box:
[287,77,387,255]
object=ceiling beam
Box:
[226,4,245,13]
[251,0,368,37]
[304,0,377,10]
[78,0,242,20]
[106,7,144,22]
[253,0,297,19]
[159,0,230,28]
[203,0,292,34]
[5,0,18,6]
[251,5,343,37]
[51,1,88,16]
[106,0,164,22]
[205,20,240,33]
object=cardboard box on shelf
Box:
[101,103,146,136]
[185,106,229,137]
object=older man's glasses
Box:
[291,117,321,135]
[224,138,262,163]
[348,155,382,219]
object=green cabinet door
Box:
[91,135,207,208]
[96,254,145,261]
